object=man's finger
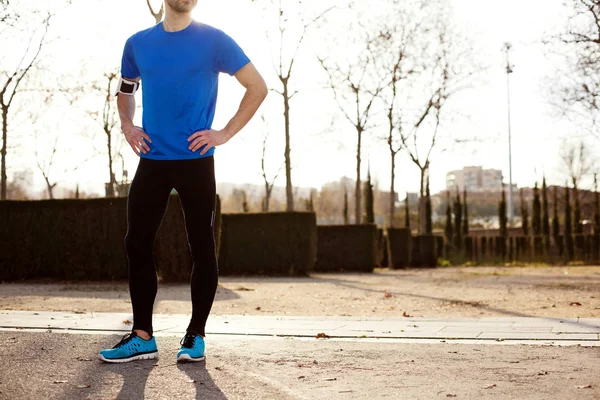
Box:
[188,130,209,142]
[200,144,213,155]
[193,140,211,152]
[142,133,152,143]
[190,138,208,151]
[130,142,140,157]
[140,141,151,152]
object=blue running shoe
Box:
[177,332,205,362]
[98,331,158,363]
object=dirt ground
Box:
[1,266,599,319]
[1,332,599,400]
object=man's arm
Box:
[117,76,151,156]
[188,62,268,154]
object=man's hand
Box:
[122,124,152,156]
[188,129,232,155]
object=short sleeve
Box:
[214,29,251,76]
[121,37,140,79]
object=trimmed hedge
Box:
[419,234,437,267]
[314,224,377,272]
[387,228,412,269]
[218,212,317,275]
[0,198,129,280]
[1,195,222,282]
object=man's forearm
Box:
[117,94,136,129]
[222,84,267,139]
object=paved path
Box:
[1,310,599,345]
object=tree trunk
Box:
[389,151,396,227]
[418,166,426,234]
[263,182,271,212]
[282,80,294,211]
[44,177,54,200]
[107,129,115,197]
[355,128,362,224]
[1,107,7,200]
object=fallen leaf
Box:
[214,367,222,371]
[384,291,392,298]
[324,378,337,381]
[76,357,92,362]
[484,384,496,389]
[446,395,457,398]
[402,311,413,317]
[313,360,318,364]
[339,390,353,393]
[76,385,91,389]
[576,385,592,389]
[53,380,67,384]
[298,376,305,379]
[235,287,255,291]
[316,333,330,339]
[570,302,582,306]
[537,371,549,376]
[255,306,261,311]
[73,311,85,314]
[122,319,132,325]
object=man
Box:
[98,0,267,363]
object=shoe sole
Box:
[98,351,159,363]
[177,353,205,362]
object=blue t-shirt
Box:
[120,21,251,160]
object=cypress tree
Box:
[453,189,463,250]
[404,194,410,229]
[445,191,453,246]
[552,186,560,238]
[425,176,432,234]
[564,183,574,259]
[520,188,529,235]
[463,187,469,237]
[364,168,375,224]
[343,190,349,225]
[532,182,542,235]
[573,183,582,234]
[499,188,507,239]
[542,177,550,236]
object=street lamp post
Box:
[504,42,515,227]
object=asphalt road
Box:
[1,331,598,400]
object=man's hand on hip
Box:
[188,129,231,155]
[122,124,152,156]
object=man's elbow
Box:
[254,79,268,101]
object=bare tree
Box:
[260,131,282,211]
[145,0,164,24]
[34,131,59,199]
[549,0,600,139]
[88,71,126,197]
[252,0,334,211]
[318,20,384,224]
[375,1,477,233]
[560,139,596,189]
[371,2,425,227]
[0,10,51,199]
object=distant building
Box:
[446,166,503,192]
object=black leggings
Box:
[124,156,218,337]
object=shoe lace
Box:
[113,332,137,349]
[180,332,197,349]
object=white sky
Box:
[4,0,599,197]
